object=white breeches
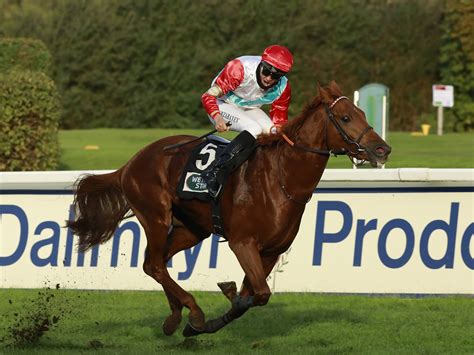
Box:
[208,100,273,138]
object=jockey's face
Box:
[259,61,286,89]
[259,69,278,88]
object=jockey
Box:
[201,44,293,198]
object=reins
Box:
[276,141,312,205]
[281,133,348,156]
[278,95,373,204]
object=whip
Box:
[163,122,231,151]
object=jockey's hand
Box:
[214,114,230,132]
[270,125,282,134]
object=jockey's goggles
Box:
[261,61,286,80]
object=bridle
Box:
[281,96,373,160]
[278,95,373,204]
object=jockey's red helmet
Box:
[261,45,293,73]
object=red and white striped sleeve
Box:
[269,81,291,127]
[201,59,244,118]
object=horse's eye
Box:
[341,115,351,123]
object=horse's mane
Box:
[257,81,343,146]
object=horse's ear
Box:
[316,83,323,96]
[329,80,343,96]
[317,83,332,104]
[329,80,338,90]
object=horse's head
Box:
[316,81,391,167]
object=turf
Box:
[0,289,472,354]
[58,129,474,170]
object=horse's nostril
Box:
[375,144,391,156]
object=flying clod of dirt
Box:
[1,285,71,347]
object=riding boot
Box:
[202,130,257,198]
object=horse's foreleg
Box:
[229,239,272,306]
[183,246,278,337]
[239,254,279,297]
[206,254,279,332]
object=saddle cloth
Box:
[177,135,229,201]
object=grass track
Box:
[1,289,473,354]
[58,129,474,170]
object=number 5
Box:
[195,143,217,170]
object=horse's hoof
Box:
[188,306,206,332]
[162,313,182,336]
[182,322,204,337]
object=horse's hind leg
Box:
[144,245,183,336]
[162,289,183,336]
[160,225,204,336]
[139,212,206,333]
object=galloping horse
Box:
[67,81,391,337]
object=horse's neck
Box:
[279,142,329,195]
[294,108,328,151]
[279,109,330,194]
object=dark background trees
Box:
[439,0,474,131]
[1,0,471,131]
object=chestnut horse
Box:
[67,81,391,337]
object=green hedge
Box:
[0,37,60,171]
[0,38,60,171]
[0,37,51,74]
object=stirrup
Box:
[207,180,222,198]
[210,184,222,198]
[202,170,220,198]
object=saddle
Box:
[177,135,230,202]
[177,135,231,237]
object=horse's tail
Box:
[66,169,132,252]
